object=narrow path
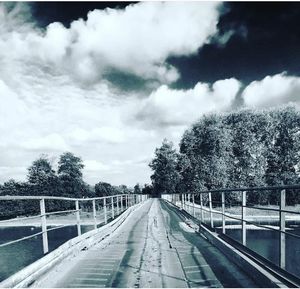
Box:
[33,199,263,288]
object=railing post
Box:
[242,191,247,245]
[181,194,183,209]
[75,200,81,236]
[200,193,203,223]
[222,192,226,234]
[192,194,195,217]
[208,192,214,228]
[40,198,49,254]
[111,196,114,219]
[116,195,120,215]
[280,189,286,269]
[103,197,107,224]
[126,194,128,209]
[121,195,123,212]
[92,199,97,230]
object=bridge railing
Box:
[0,194,148,255]
[162,184,300,278]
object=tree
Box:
[95,182,114,197]
[133,183,142,194]
[118,184,131,194]
[142,184,153,196]
[0,179,42,218]
[191,114,233,191]
[57,152,86,198]
[27,156,58,196]
[149,139,179,196]
[265,107,300,204]
[58,152,84,179]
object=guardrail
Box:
[162,185,300,278]
[0,194,148,255]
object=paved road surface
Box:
[34,198,261,288]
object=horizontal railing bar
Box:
[0,231,43,248]
[45,224,74,233]
[195,208,300,240]
[0,222,85,249]
[167,184,300,195]
[0,196,78,201]
[0,194,144,202]
[0,214,41,224]
[44,209,78,216]
[246,206,300,215]
[194,203,300,216]
[243,219,300,240]
[245,206,279,212]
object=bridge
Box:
[0,186,300,288]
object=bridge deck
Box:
[32,199,262,288]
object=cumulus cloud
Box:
[0,2,221,87]
[135,78,241,127]
[0,2,255,186]
[243,73,300,108]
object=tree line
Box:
[0,152,144,219]
[149,106,300,205]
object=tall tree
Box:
[191,114,233,191]
[58,152,86,197]
[224,110,268,188]
[265,107,300,204]
[133,183,142,194]
[27,156,57,196]
[58,152,84,179]
[149,139,179,196]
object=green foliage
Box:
[149,106,300,205]
[27,156,59,196]
[133,183,142,194]
[95,182,115,197]
[149,139,180,195]
[57,152,85,198]
[58,152,84,179]
[141,184,153,196]
[0,152,129,218]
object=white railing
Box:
[0,194,148,254]
[162,185,300,275]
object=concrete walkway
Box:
[32,199,261,288]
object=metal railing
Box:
[162,184,300,277]
[0,194,148,255]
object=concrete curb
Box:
[197,225,287,288]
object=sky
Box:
[1,1,300,187]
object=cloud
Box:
[84,160,110,172]
[68,127,126,144]
[135,78,241,127]
[243,73,300,108]
[0,2,253,187]
[0,2,221,88]
[20,134,70,151]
